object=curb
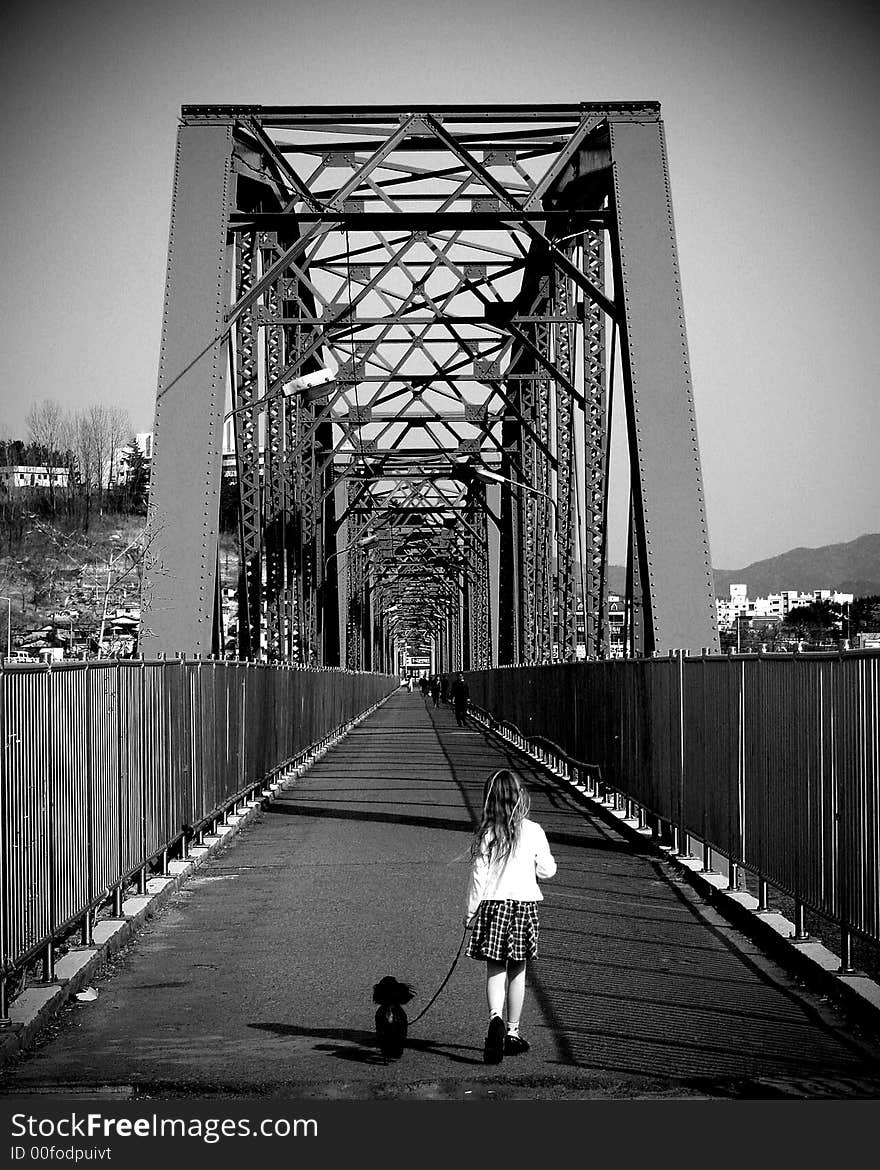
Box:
[0,692,394,1070]
[472,714,880,1042]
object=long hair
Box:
[471,769,530,863]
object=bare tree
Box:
[25,398,67,458]
[25,398,70,510]
[105,405,134,493]
[88,404,113,512]
[70,410,99,528]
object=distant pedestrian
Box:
[407,677,414,693]
[450,671,469,726]
[429,675,441,708]
[419,676,428,698]
[464,769,556,1064]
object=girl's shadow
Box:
[248,1022,483,1065]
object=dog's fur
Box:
[372,976,415,1061]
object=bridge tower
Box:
[140,104,719,664]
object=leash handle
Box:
[408,924,470,1027]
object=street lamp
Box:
[0,595,11,658]
[470,462,557,514]
[323,530,379,573]
[449,456,557,522]
[223,368,335,424]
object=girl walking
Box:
[464,768,557,1064]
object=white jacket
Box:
[466,818,557,920]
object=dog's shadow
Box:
[248,1022,483,1066]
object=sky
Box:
[0,0,877,570]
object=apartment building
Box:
[716,584,854,631]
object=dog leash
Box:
[408,924,470,1027]
[409,854,508,1026]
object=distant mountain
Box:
[713,534,880,598]
[605,534,880,599]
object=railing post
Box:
[140,654,148,901]
[84,662,95,944]
[839,926,855,975]
[115,659,124,924]
[41,939,55,985]
[674,649,691,858]
[792,901,808,942]
[0,662,9,1026]
[729,655,746,891]
[44,661,58,981]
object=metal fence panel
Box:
[467,650,880,946]
[836,654,880,940]
[682,655,740,859]
[1,661,396,978]
[3,669,51,964]
[49,667,91,933]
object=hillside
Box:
[5,513,879,654]
[0,513,239,653]
[712,533,880,597]
[605,533,880,599]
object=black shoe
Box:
[483,1015,505,1064]
[504,1033,530,1056]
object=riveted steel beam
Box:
[141,124,234,657]
[608,119,718,654]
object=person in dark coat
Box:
[429,675,441,708]
[450,672,470,726]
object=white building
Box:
[0,465,69,493]
[716,584,854,631]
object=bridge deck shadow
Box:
[4,690,880,1100]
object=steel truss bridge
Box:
[141,103,718,667]
[2,105,878,1082]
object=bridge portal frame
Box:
[141,103,719,662]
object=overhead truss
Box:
[142,103,719,666]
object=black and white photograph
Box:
[1,0,878,1159]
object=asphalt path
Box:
[4,690,880,1100]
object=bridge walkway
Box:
[3,690,880,1099]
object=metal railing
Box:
[466,648,880,969]
[0,658,398,1021]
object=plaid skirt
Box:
[466,899,540,962]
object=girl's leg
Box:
[485,959,507,1017]
[504,959,527,1031]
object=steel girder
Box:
[232,229,262,660]
[140,124,233,658]
[142,104,718,663]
